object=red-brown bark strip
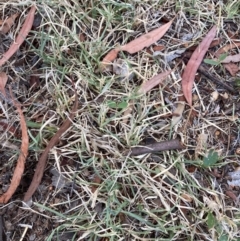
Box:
[0,91,29,204]
[0,5,36,67]
[23,92,78,202]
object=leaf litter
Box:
[1,1,240,240]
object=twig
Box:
[198,64,238,94]
[125,138,185,156]
[23,88,78,202]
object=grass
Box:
[0,0,240,240]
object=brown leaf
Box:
[225,190,237,201]
[121,20,173,54]
[209,38,221,48]
[138,70,172,94]
[90,174,102,193]
[0,13,19,34]
[0,72,8,96]
[0,94,29,204]
[0,5,36,67]
[182,25,217,105]
[223,63,239,76]
[215,42,240,56]
[101,20,173,69]
[23,88,78,202]
[218,53,240,63]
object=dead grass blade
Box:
[101,20,173,69]
[23,90,78,202]
[0,91,29,204]
[0,5,36,67]
[138,70,172,94]
[0,13,19,34]
[0,72,8,96]
[182,25,217,106]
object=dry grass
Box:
[0,0,240,240]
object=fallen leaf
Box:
[101,20,173,69]
[215,42,240,56]
[0,13,19,34]
[23,88,78,202]
[225,190,237,201]
[215,42,240,76]
[0,72,8,96]
[209,38,221,48]
[90,174,102,193]
[223,63,239,76]
[0,5,36,67]
[138,70,172,94]
[171,101,185,127]
[195,133,208,159]
[121,20,173,54]
[217,53,240,63]
[0,94,29,204]
[79,32,86,42]
[182,25,217,105]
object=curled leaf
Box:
[182,26,217,105]
[0,96,29,204]
[0,5,36,67]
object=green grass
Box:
[1,0,240,240]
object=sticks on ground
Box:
[126,138,185,156]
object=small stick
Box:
[126,138,185,156]
[23,87,78,202]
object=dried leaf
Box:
[182,26,217,105]
[23,90,78,202]
[215,42,240,56]
[101,20,173,69]
[214,42,240,76]
[195,133,208,159]
[121,20,173,54]
[171,101,185,127]
[0,5,36,67]
[0,96,29,203]
[90,174,102,193]
[101,49,120,67]
[225,190,237,201]
[217,53,240,63]
[223,63,239,76]
[138,70,172,94]
[0,72,8,96]
[0,13,19,34]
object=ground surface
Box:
[0,0,240,240]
